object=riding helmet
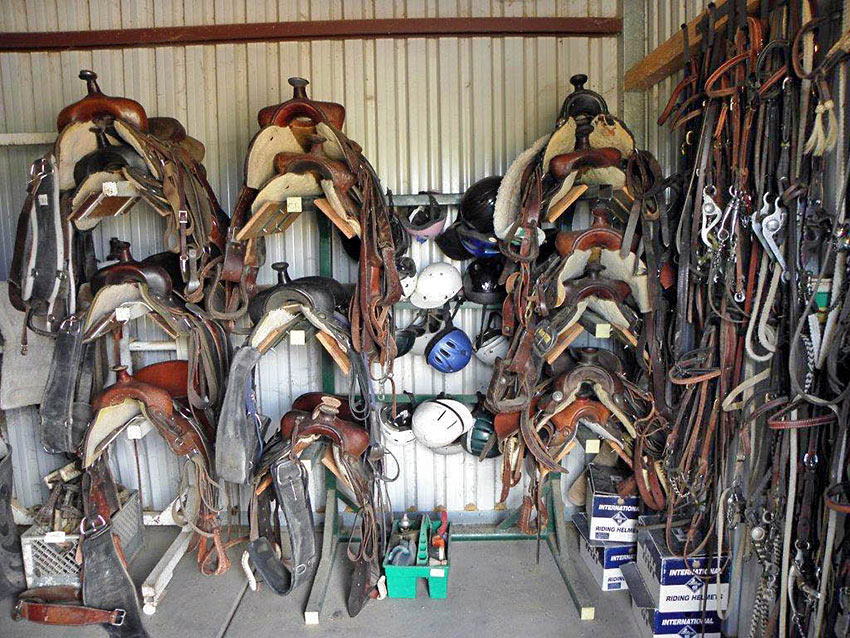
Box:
[462,258,505,305]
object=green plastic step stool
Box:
[383,516,451,599]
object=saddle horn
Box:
[79,70,101,96]
[271,262,292,284]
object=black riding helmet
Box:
[434,220,472,261]
[459,176,502,233]
[462,257,506,305]
[339,210,411,261]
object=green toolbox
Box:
[383,514,451,599]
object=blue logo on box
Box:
[685,576,704,593]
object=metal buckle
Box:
[111,609,127,626]
[79,514,107,535]
[11,600,24,621]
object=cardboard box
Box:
[627,515,729,613]
[573,512,636,591]
[631,598,722,638]
[585,463,640,543]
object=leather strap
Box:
[13,595,126,627]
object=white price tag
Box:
[289,330,306,346]
[429,568,445,578]
[38,194,48,206]
[286,197,302,213]
[585,439,600,454]
[44,531,67,544]
[594,323,611,339]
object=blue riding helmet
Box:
[456,223,500,258]
[425,324,473,373]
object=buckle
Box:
[11,600,24,621]
[111,609,126,626]
[79,514,107,535]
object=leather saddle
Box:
[248,261,353,324]
[281,399,370,459]
[54,70,226,303]
[90,238,173,298]
[57,70,148,132]
[211,78,347,321]
[248,394,378,616]
[82,368,210,468]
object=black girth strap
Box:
[39,315,92,453]
[215,345,263,484]
[247,456,317,595]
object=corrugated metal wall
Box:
[0,0,620,513]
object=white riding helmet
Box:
[473,311,509,366]
[430,441,465,455]
[474,332,510,366]
[409,312,442,356]
[412,398,474,449]
[379,402,417,446]
[409,262,463,309]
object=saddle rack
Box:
[299,193,599,625]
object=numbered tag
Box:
[44,531,67,544]
[286,197,303,213]
[594,323,611,339]
[38,194,49,206]
[289,330,306,346]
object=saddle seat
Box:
[281,396,370,458]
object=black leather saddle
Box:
[247,261,353,323]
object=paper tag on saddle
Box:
[594,323,611,339]
[289,330,306,345]
[286,197,302,213]
[44,531,67,544]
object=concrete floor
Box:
[1,527,642,638]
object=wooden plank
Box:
[0,132,55,146]
[313,197,358,239]
[315,332,351,375]
[0,17,622,53]
[624,0,761,91]
[235,200,301,240]
[545,324,585,364]
[546,473,597,620]
[304,487,339,625]
[546,184,588,223]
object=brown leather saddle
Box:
[281,399,370,459]
[247,394,380,616]
[55,70,226,303]
[57,70,148,132]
